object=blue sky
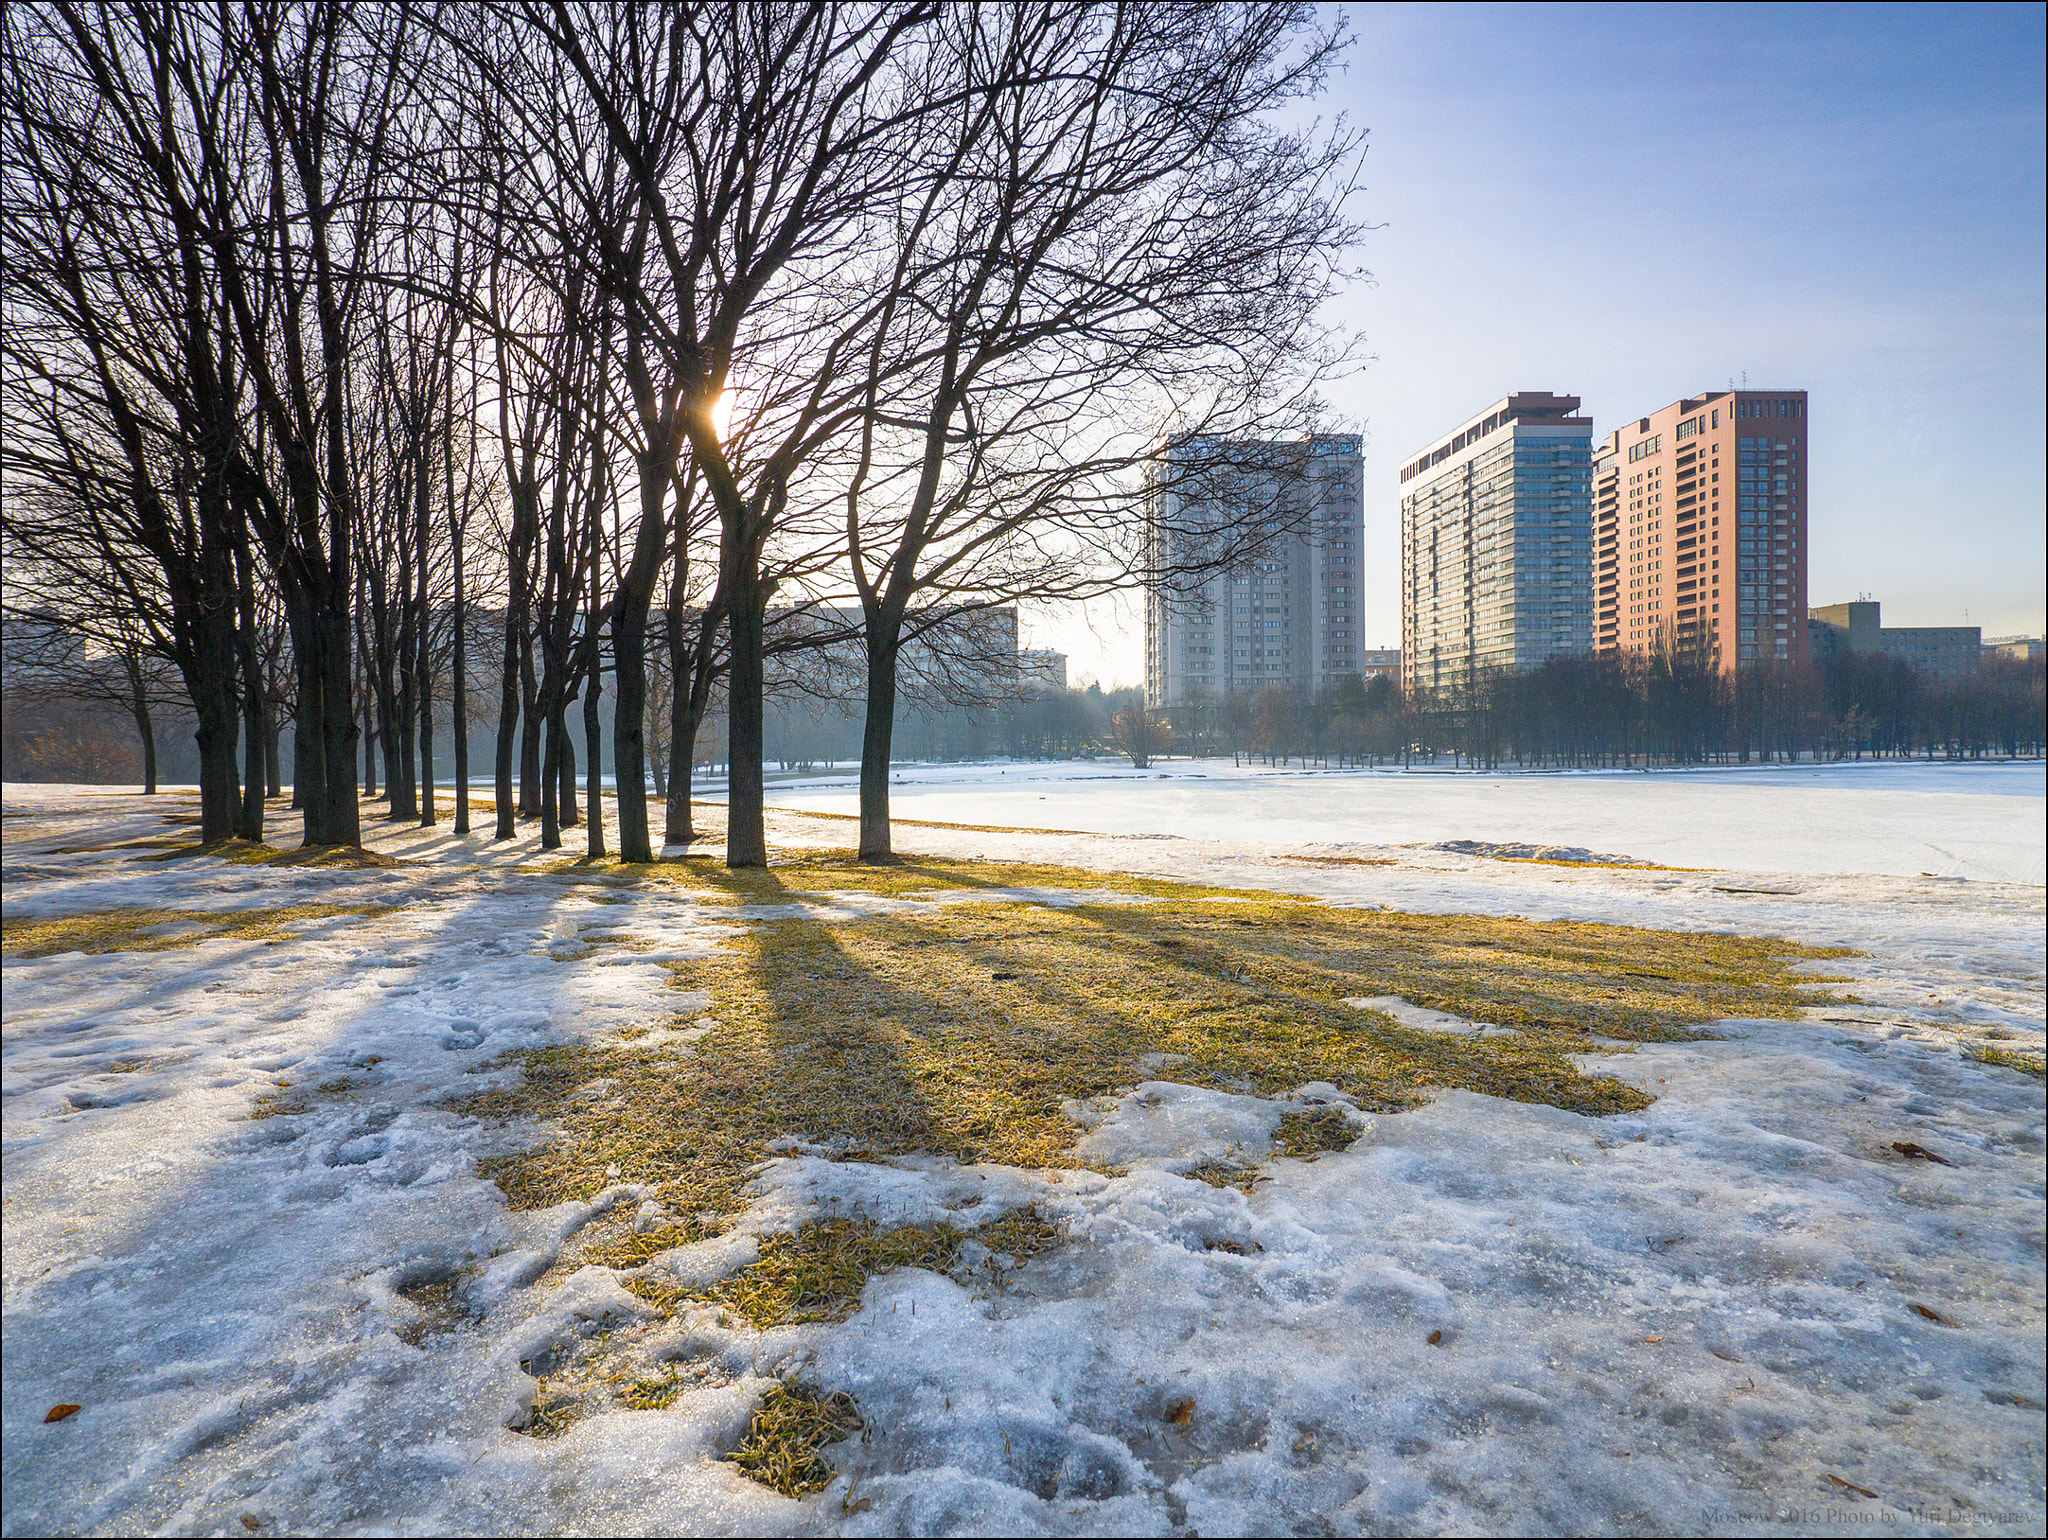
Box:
[1042,1,2047,683]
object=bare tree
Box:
[827,2,1361,858]
[486,1,940,866]
[2,4,264,840]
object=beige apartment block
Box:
[1145,434,1365,706]
[1593,389,1807,670]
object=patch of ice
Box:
[1345,993,1520,1038]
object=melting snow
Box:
[2,778,2042,1536]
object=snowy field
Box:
[757,757,2048,886]
[3,775,2043,1537]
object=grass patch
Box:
[1184,1158,1264,1194]
[1273,1106,1361,1158]
[1277,854,1398,867]
[2,901,392,958]
[514,1382,582,1440]
[630,1208,1067,1326]
[726,1380,864,1498]
[1967,1042,2047,1079]
[457,858,1844,1222]
[621,1371,686,1411]
[638,1217,965,1327]
[45,836,193,855]
[131,838,405,869]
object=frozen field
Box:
[2,781,2043,1537]
[759,757,2048,886]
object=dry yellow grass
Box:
[1967,1042,2046,1079]
[2,901,392,958]
[458,857,1844,1223]
[726,1380,864,1498]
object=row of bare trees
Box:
[1159,650,2047,768]
[3,1,1361,865]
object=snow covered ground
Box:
[757,756,2048,886]
[3,777,2042,1537]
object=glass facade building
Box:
[1398,393,1594,694]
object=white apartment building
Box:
[1399,391,1594,694]
[1144,434,1365,706]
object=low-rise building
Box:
[1357,647,1400,681]
[1984,636,2044,663]
[1017,649,1068,691]
[1807,600,1980,681]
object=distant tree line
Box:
[1,2,1361,863]
[1159,646,2047,768]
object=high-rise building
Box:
[1593,389,1807,669]
[1144,434,1364,707]
[1398,392,1593,694]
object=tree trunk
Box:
[857,620,901,861]
[392,639,418,822]
[494,599,521,839]
[193,686,240,845]
[124,654,158,796]
[559,693,579,828]
[135,700,158,796]
[519,635,542,818]
[241,682,266,843]
[584,664,605,859]
[662,560,700,848]
[233,539,265,843]
[611,590,656,860]
[415,431,436,827]
[451,518,470,834]
[539,663,563,852]
[310,600,362,846]
[666,696,701,848]
[418,648,435,828]
[725,576,767,868]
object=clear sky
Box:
[1035,0,2048,686]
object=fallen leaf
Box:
[1712,1352,1744,1363]
[1166,1397,1195,1426]
[991,972,1019,981]
[1891,1141,1952,1165]
[1826,1474,1879,1500]
[1643,1336,1663,1344]
[43,1404,81,1423]
[1912,1303,1959,1327]
[1427,1329,1443,1346]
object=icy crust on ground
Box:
[4,786,2044,1536]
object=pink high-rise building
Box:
[1593,390,1808,670]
